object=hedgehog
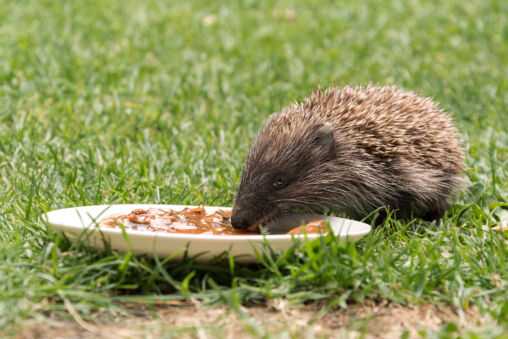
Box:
[230,85,464,232]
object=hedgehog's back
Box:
[299,85,464,174]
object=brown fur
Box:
[231,85,464,231]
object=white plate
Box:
[44,204,371,263]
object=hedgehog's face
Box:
[231,121,335,232]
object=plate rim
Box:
[44,204,372,241]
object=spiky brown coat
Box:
[231,85,464,231]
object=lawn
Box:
[0,0,507,337]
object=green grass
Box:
[1,0,507,337]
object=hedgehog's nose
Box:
[231,215,249,230]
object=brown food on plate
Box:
[287,220,328,234]
[101,207,327,235]
[101,206,253,235]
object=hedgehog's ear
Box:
[312,123,335,161]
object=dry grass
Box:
[18,302,486,339]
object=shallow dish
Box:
[44,204,371,263]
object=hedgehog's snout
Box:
[231,193,267,232]
[231,213,250,230]
[231,199,255,230]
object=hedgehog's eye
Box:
[272,176,287,190]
